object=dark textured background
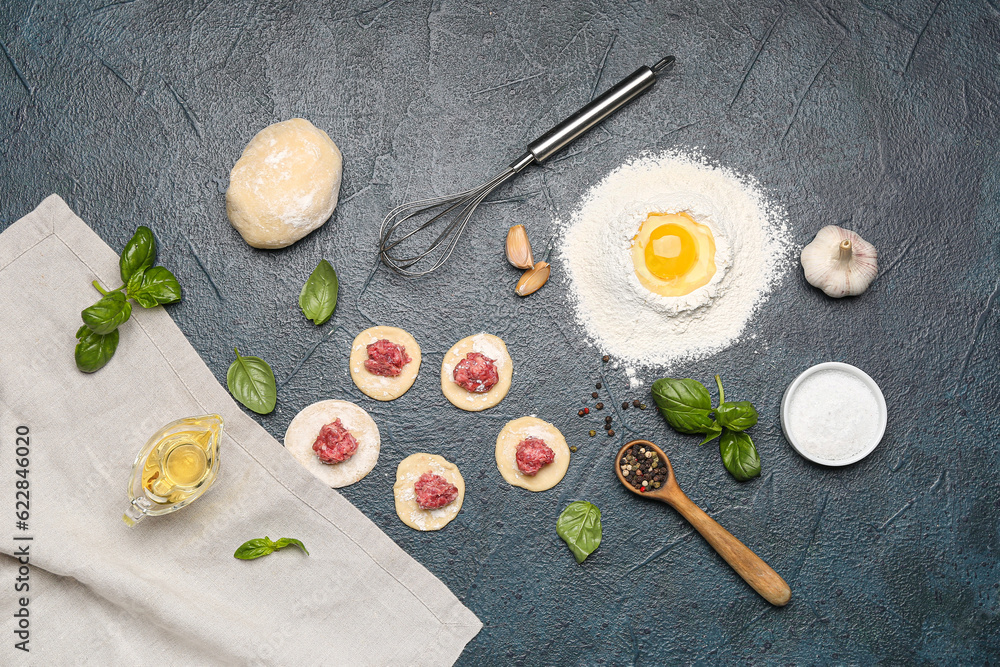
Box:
[2,0,999,663]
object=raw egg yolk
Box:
[631,212,717,297]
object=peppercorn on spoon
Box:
[615,440,791,606]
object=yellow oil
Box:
[141,429,215,504]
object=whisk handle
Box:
[520,56,674,165]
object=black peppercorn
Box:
[602,355,609,362]
[608,429,615,437]
[633,399,641,408]
[595,402,604,410]
[595,382,602,389]
[622,401,629,410]
[591,392,599,399]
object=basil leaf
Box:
[234,537,276,560]
[651,378,717,434]
[716,401,758,431]
[129,266,182,307]
[720,431,761,481]
[119,226,156,283]
[556,501,602,564]
[126,267,147,299]
[81,291,132,335]
[698,423,723,446]
[235,536,307,560]
[74,326,119,373]
[299,259,338,325]
[227,348,277,414]
[274,538,309,555]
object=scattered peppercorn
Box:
[640,403,647,410]
[591,391,599,399]
[595,382,602,389]
[589,430,596,437]
[570,446,578,453]
[607,429,615,437]
[605,416,612,423]
[602,355,610,363]
[633,399,641,408]
[583,407,590,415]
[622,401,629,410]
[595,402,604,410]
[578,409,585,417]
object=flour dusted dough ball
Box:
[226,118,343,249]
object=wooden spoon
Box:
[615,439,791,606]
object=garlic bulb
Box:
[800,226,878,298]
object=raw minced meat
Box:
[515,437,555,476]
[364,339,412,377]
[452,352,499,393]
[312,418,358,464]
[414,471,459,509]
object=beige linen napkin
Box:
[0,195,481,665]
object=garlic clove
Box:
[515,261,550,297]
[506,224,534,269]
[800,225,878,298]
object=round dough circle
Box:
[349,326,422,401]
[495,417,571,491]
[284,400,379,488]
[440,333,513,411]
[226,118,343,249]
[393,453,465,531]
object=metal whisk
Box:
[378,56,675,277]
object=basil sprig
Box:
[234,536,309,560]
[651,375,761,481]
[227,348,277,414]
[74,226,182,373]
[556,501,602,564]
[299,259,338,325]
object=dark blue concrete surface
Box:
[2,0,998,663]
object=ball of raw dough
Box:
[226,118,343,249]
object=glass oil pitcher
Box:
[124,414,223,526]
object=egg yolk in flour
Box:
[631,212,717,297]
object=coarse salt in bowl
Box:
[780,362,887,467]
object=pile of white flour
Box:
[558,152,791,369]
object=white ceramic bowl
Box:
[779,362,887,467]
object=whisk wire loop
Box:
[378,165,520,276]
